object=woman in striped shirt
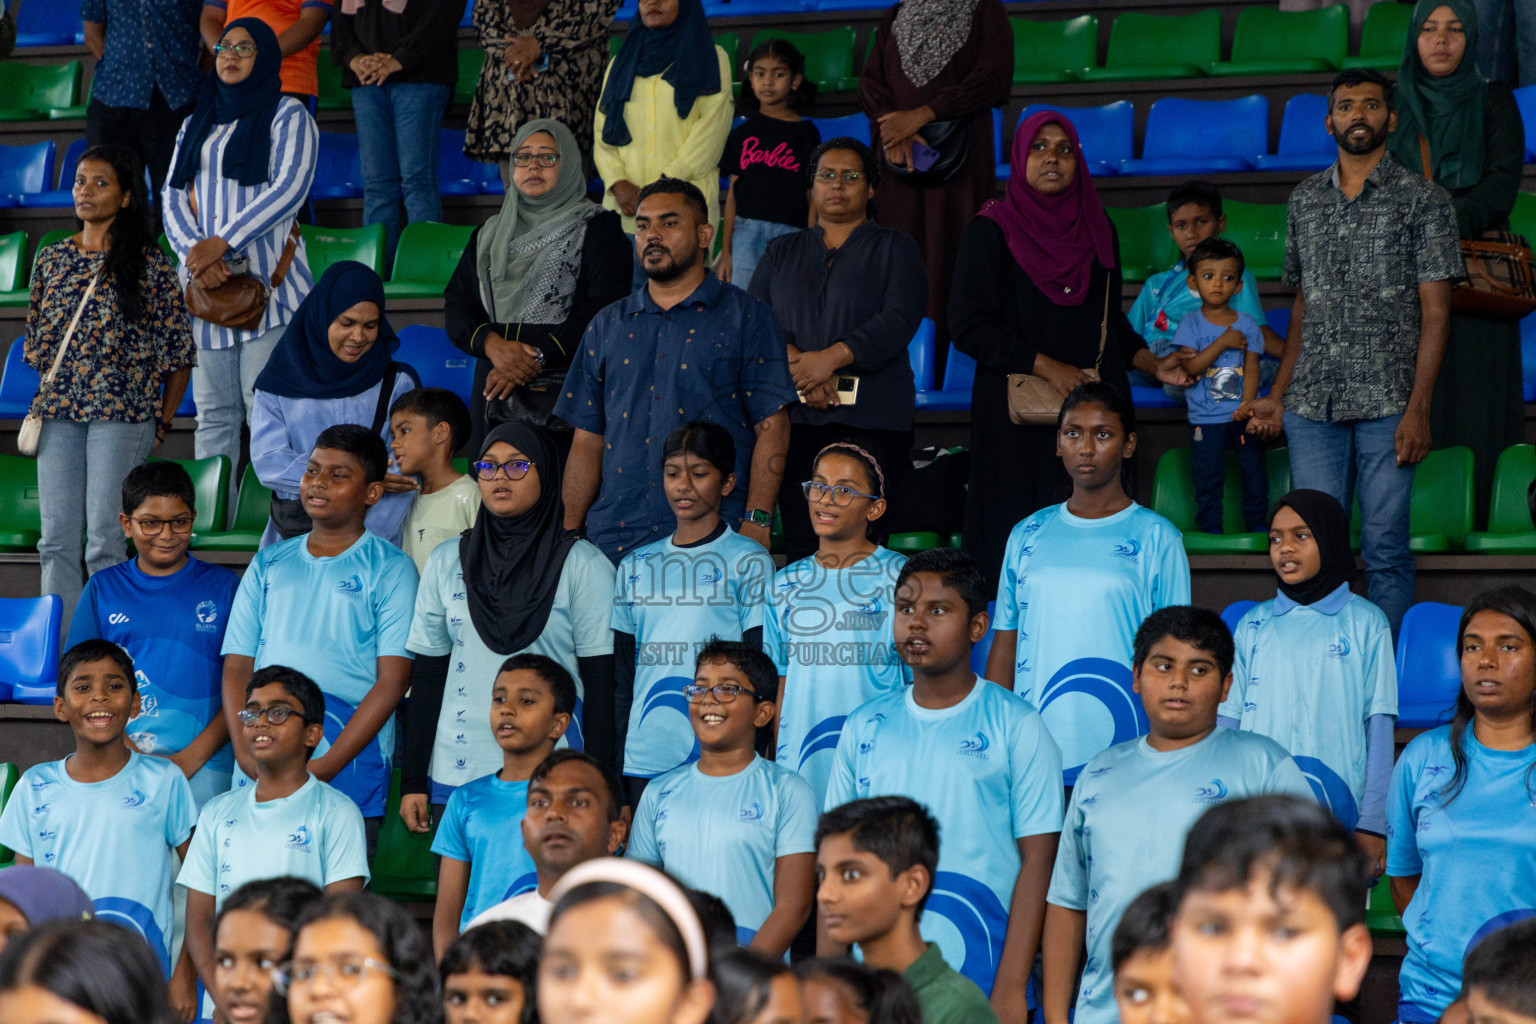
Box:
[163,16,317,511]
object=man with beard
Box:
[464,750,628,933]
[556,177,796,562]
[1237,68,1461,637]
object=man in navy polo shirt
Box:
[557,176,795,563]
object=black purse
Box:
[887,118,970,186]
[484,331,574,433]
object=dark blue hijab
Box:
[254,261,400,400]
[168,17,284,189]
[598,0,721,147]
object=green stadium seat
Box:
[1465,445,1536,552]
[193,465,272,550]
[1510,191,1536,242]
[48,77,91,121]
[37,229,73,257]
[752,27,858,93]
[149,456,231,536]
[158,233,178,266]
[0,762,18,866]
[1348,446,1475,551]
[0,454,42,552]
[453,48,486,107]
[888,532,944,553]
[1105,204,1176,283]
[0,62,83,122]
[1365,874,1404,937]
[715,32,742,97]
[1151,446,1292,554]
[301,223,387,277]
[1220,200,1287,282]
[1076,10,1220,82]
[1209,5,1348,77]
[1344,2,1415,71]
[369,770,438,902]
[317,48,352,111]
[383,222,475,300]
[1010,15,1097,85]
[0,232,28,307]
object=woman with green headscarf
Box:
[445,118,633,453]
[1387,0,1526,524]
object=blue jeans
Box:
[193,323,285,518]
[1283,410,1413,634]
[1190,421,1268,533]
[351,81,450,258]
[38,418,157,632]
[729,217,798,291]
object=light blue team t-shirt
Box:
[1387,727,1536,1023]
[222,532,420,817]
[177,774,370,905]
[407,538,615,803]
[1221,587,1398,832]
[1128,262,1268,358]
[431,772,539,928]
[67,556,240,808]
[612,527,775,778]
[1047,729,1313,1024]
[766,547,910,806]
[994,503,1191,783]
[0,754,196,975]
[826,678,1065,996]
[628,755,818,945]
[1170,310,1266,425]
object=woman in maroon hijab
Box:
[949,112,1189,587]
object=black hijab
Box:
[253,261,400,400]
[460,422,577,655]
[1269,489,1356,606]
[168,17,284,189]
[598,0,721,147]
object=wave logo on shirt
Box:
[1326,636,1351,659]
[638,677,703,771]
[840,600,886,631]
[1111,539,1141,562]
[1194,779,1229,804]
[36,828,56,842]
[1039,658,1148,785]
[93,898,170,975]
[798,716,847,772]
[926,871,1010,995]
[1294,757,1360,830]
[1465,909,1536,958]
[958,732,990,759]
[286,826,313,852]
[121,790,147,809]
[503,871,539,900]
[337,575,364,596]
[1243,701,1258,713]
[699,568,723,585]
[740,802,765,826]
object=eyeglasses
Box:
[511,152,560,167]
[814,169,864,185]
[213,42,258,58]
[130,516,194,536]
[473,459,532,481]
[236,705,309,727]
[683,682,761,703]
[801,481,880,507]
[274,958,399,996]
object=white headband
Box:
[548,858,709,982]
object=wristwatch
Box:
[744,508,772,528]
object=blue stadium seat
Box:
[1221,600,1258,635]
[1394,601,1463,729]
[459,0,474,27]
[395,325,475,402]
[907,318,936,392]
[704,0,811,14]
[440,129,503,196]
[15,3,85,46]
[1131,385,1177,408]
[1522,313,1536,402]
[0,142,56,207]
[915,348,974,411]
[970,600,996,677]
[810,114,871,148]
[0,596,63,705]
[1001,102,1133,181]
[0,338,39,418]
[1255,93,1335,172]
[1515,86,1536,162]
[18,138,86,209]
[310,132,363,201]
[1118,96,1268,176]
[1266,307,1291,339]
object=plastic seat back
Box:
[440,128,499,194]
[1411,446,1474,548]
[1512,189,1536,243]
[0,763,18,859]
[908,318,936,393]
[810,113,871,148]
[1349,2,1415,69]
[0,142,56,200]
[454,48,486,106]
[1276,93,1333,158]
[1011,15,1097,81]
[316,48,352,111]
[396,325,475,402]
[15,3,84,45]
[386,222,475,292]
[233,465,275,531]
[1141,96,1268,164]
[313,132,363,198]
[151,456,232,535]
[369,770,438,900]
[970,600,996,677]
[300,223,388,277]
[1221,600,1259,635]
[1151,447,1290,536]
[0,339,40,418]
[1102,10,1222,73]
[941,348,975,393]
[1220,201,1287,281]
[1105,204,1176,283]
[1019,101,1135,169]
[1394,602,1464,728]
[1484,445,1536,534]
[751,27,857,92]
[0,233,26,292]
[0,596,63,705]
[715,31,741,84]
[1224,5,1347,69]
[0,62,82,114]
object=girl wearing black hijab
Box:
[163,16,318,514]
[397,421,617,835]
[1218,489,1399,876]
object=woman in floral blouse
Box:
[27,144,195,627]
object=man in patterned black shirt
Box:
[1240,68,1461,636]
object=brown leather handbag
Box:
[1419,136,1536,320]
[183,185,301,330]
[1006,274,1109,425]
